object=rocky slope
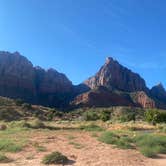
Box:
[84,57,148,92]
[0,51,73,107]
[73,57,156,108]
[150,83,166,109]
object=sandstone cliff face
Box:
[35,67,73,107]
[131,91,155,108]
[84,57,147,92]
[71,87,135,107]
[150,83,166,109]
[0,51,36,102]
[72,57,155,109]
[0,51,73,107]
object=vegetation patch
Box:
[42,151,69,165]
[69,142,84,149]
[80,124,104,132]
[98,131,133,149]
[134,134,166,157]
[0,139,23,152]
[145,109,166,124]
[0,154,12,163]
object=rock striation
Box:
[84,57,147,92]
[0,51,73,107]
[130,91,155,108]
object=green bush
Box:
[14,99,24,106]
[119,112,136,122]
[22,103,32,110]
[32,120,45,129]
[99,110,110,122]
[145,109,166,124]
[0,139,22,152]
[83,111,99,121]
[98,131,133,149]
[134,134,166,157]
[9,121,31,128]
[80,124,104,131]
[42,151,68,165]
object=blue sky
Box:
[0,0,165,88]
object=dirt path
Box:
[2,131,166,166]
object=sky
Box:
[0,0,166,88]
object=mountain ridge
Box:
[0,51,165,109]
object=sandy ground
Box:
[2,130,166,166]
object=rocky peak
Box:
[84,57,147,92]
[150,83,166,102]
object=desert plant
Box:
[0,154,11,163]
[32,120,45,129]
[99,110,110,122]
[83,111,99,121]
[145,109,166,124]
[98,131,133,149]
[22,103,32,110]
[0,139,23,152]
[14,99,24,106]
[42,151,68,165]
[80,124,104,131]
[134,134,166,157]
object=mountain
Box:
[0,51,73,108]
[150,83,166,109]
[72,57,155,108]
[0,51,165,109]
[84,57,148,92]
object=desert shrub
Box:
[31,120,45,129]
[0,154,11,163]
[119,112,136,122]
[134,134,166,157]
[9,121,31,128]
[145,109,166,124]
[0,124,7,130]
[37,146,47,152]
[46,109,63,121]
[157,124,166,133]
[80,124,104,131]
[99,110,110,122]
[0,109,21,121]
[98,131,133,149]
[111,108,136,122]
[83,111,99,121]
[42,151,68,165]
[14,99,24,106]
[0,139,22,152]
[22,103,32,110]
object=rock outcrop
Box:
[73,57,155,108]
[150,83,166,109]
[84,57,147,92]
[0,51,73,107]
[0,51,36,102]
[71,86,135,107]
[130,91,155,108]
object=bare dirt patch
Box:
[1,130,166,166]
